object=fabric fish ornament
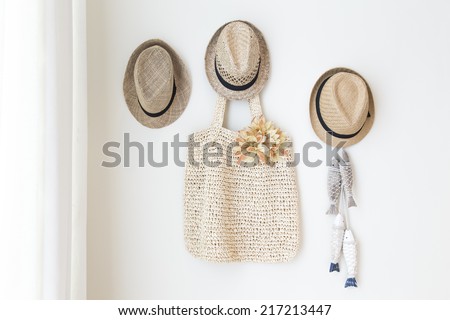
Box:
[329,213,345,272]
[339,150,357,208]
[343,229,358,288]
[326,158,341,215]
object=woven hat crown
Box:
[319,72,369,135]
[133,46,174,114]
[215,21,261,87]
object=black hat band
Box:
[138,80,176,118]
[214,58,260,92]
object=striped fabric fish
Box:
[339,150,357,208]
[329,213,345,272]
[343,229,358,288]
[326,158,341,215]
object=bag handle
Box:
[211,94,264,129]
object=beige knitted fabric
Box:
[184,95,300,262]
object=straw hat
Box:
[310,68,375,147]
[205,20,270,100]
[123,39,191,128]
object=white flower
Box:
[235,116,288,165]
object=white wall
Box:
[87,0,450,299]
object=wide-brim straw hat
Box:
[310,67,375,147]
[123,39,191,128]
[205,20,270,100]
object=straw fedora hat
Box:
[123,39,191,128]
[310,68,375,147]
[205,20,270,100]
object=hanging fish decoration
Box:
[326,158,341,215]
[339,150,357,208]
[343,229,358,288]
[329,213,345,272]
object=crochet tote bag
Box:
[184,95,300,262]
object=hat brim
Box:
[309,67,375,147]
[205,20,270,100]
[123,39,191,128]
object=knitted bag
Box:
[184,95,300,262]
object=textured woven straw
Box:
[184,95,300,262]
[205,21,270,100]
[309,68,375,147]
[123,39,191,128]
